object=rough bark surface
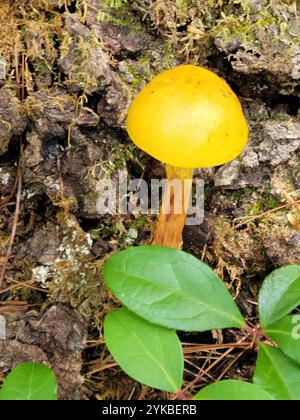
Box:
[0,0,299,399]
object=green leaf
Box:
[0,363,57,401]
[253,344,300,400]
[103,246,244,331]
[193,380,274,400]
[259,265,300,328]
[104,308,183,392]
[265,315,300,366]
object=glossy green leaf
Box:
[194,380,274,400]
[0,363,57,401]
[254,344,300,400]
[103,246,244,331]
[265,315,300,366]
[259,265,300,328]
[104,308,183,392]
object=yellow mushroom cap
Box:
[126,65,248,169]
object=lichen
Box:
[0,168,11,187]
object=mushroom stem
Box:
[152,164,193,249]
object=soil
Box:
[0,0,299,400]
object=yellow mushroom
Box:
[126,65,248,249]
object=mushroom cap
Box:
[126,65,248,168]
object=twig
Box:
[282,190,300,213]
[0,173,22,288]
[183,342,250,354]
[182,335,250,393]
[87,362,118,376]
[21,52,25,101]
[231,200,300,230]
[128,386,136,400]
[14,40,20,97]
[216,348,248,381]
[0,300,28,306]
[0,303,42,314]
[184,358,214,382]
[0,279,47,295]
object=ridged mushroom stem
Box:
[152,164,193,249]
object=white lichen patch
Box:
[0,168,11,186]
[25,189,39,199]
[32,216,93,289]
[32,265,52,288]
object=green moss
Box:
[122,63,143,91]
[96,1,143,31]
[119,53,161,93]
[60,27,111,93]
[212,12,255,43]
[195,0,297,55]
[177,0,189,12]
[231,187,256,201]
[245,194,282,216]
[103,0,128,9]
[96,10,127,27]
[256,11,277,27]
[90,223,120,239]
[129,214,148,230]
[164,41,175,68]
[104,142,143,173]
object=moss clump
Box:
[213,215,266,279]
[243,194,283,217]
[96,0,143,30]
[59,29,111,94]
[211,3,291,47]
[103,142,142,173]
[103,0,128,10]
[231,187,256,202]
[139,0,298,69]
[0,1,65,91]
[119,53,160,92]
